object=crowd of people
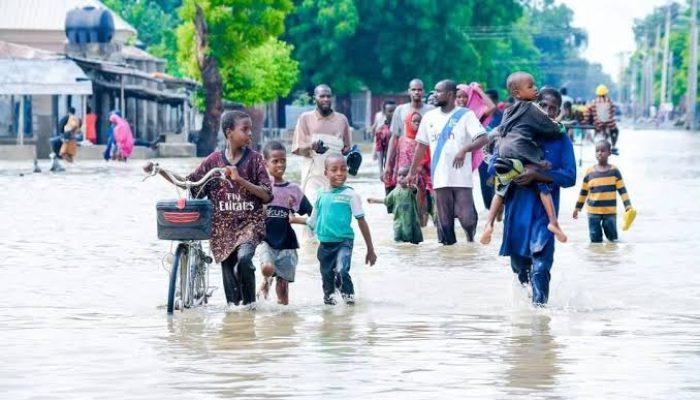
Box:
[145,74,635,309]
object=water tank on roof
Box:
[65,6,115,44]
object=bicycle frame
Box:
[145,163,226,313]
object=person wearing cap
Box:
[292,84,351,205]
[585,84,619,152]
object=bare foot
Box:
[547,223,568,243]
[480,225,494,245]
[257,277,272,300]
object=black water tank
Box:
[65,6,115,44]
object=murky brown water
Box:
[2,129,700,399]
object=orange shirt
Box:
[84,113,97,143]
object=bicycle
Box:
[144,162,230,314]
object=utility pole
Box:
[661,4,671,104]
[631,60,639,120]
[616,52,627,104]
[687,0,698,130]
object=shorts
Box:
[258,241,298,282]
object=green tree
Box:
[176,0,298,154]
[102,0,182,76]
[285,0,530,94]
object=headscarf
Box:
[456,83,493,127]
[404,111,421,140]
[109,114,134,159]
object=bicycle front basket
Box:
[156,199,213,240]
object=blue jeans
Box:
[317,240,354,300]
[588,214,618,243]
[510,241,554,305]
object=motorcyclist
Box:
[585,85,619,154]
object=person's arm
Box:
[531,104,564,140]
[375,129,386,180]
[615,169,632,210]
[453,112,487,168]
[573,173,589,219]
[471,83,496,118]
[357,217,377,266]
[513,136,576,188]
[453,134,488,169]
[291,115,312,156]
[349,191,376,265]
[341,117,352,155]
[406,142,429,183]
[227,166,272,203]
[366,198,386,204]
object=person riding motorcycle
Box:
[585,85,619,153]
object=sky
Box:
[559,0,672,81]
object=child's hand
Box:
[365,249,377,266]
[225,166,241,183]
[572,209,579,219]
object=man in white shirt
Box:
[407,80,488,245]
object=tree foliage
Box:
[102,0,182,76]
[631,2,697,108]
[284,0,603,97]
[176,0,299,106]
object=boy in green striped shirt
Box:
[573,141,632,242]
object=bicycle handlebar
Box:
[144,162,230,190]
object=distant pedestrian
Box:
[374,99,397,195]
[406,80,488,245]
[292,84,351,205]
[59,107,79,162]
[83,106,97,144]
[367,166,423,244]
[110,114,134,161]
[383,79,434,185]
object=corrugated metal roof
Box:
[0,40,63,60]
[0,58,93,95]
[0,0,136,34]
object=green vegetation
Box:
[105,0,610,153]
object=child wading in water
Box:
[257,141,313,305]
[481,72,568,245]
[307,154,377,305]
[144,110,272,308]
[573,140,633,242]
[367,166,423,244]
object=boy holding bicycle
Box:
[144,110,272,308]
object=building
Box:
[0,0,197,159]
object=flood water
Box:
[2,129,700,399]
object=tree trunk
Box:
[194,4,223,156]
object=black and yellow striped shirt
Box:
[575,165,631,215]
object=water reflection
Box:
[504,312,562,396]
[3,129,700,398]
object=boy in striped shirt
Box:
[573,140,632,242]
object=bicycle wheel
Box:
[167,244,187,314]
[191,244,208,306]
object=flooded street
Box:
[2,129,700,399]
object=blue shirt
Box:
[497,135,576,259]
